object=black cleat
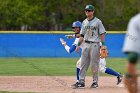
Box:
[90,82,98,88]
[72,82,85,89]
[117,76,122,85]
[71,82,79,86]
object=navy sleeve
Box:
[69,45,76,53]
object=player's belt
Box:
[85,41,94,44]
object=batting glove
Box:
[65,34,75,39]
[60,38,66,45]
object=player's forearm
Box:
[64,45,76,53]
[127,63,136,75]
[64,45,70,53]
[101,34,105,45]
[77,36,83,46]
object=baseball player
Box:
[60,21,83,86]
[61,21,122,88]
[75,4,106,88]
[123,13,140,93]
[99,42,122,85]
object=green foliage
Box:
[0,0,46,30]
[0,0,139,30]
[95,0,140,30]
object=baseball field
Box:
[0,57,129,93]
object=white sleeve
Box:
[123,15,140,54]
[64,45,70,53]
[98,20,106,34]
[80,21,85,35]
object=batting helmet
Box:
[72,21,82,28]
[85,5,95,11]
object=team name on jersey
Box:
[84,26,97,30]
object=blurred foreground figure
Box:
[123,13,140,93]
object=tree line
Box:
[0,0,139,31]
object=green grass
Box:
[0,58,127,76]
